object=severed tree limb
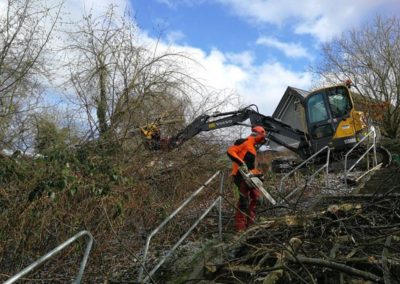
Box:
[286,255,382,282]
[261,238,316,284]
[329,243,341,259]
[382,235,392,284]
[336,257,400,266]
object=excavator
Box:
[135,83,391,168]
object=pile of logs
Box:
[205,193,400,283]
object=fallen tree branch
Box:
[382,235,392,284]
[287,255,382,282]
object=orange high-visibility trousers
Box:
[235,179,260,232]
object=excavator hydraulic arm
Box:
[137,105,311,159]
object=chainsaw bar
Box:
[239,169,277,205]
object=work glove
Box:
[239,164,249,174]
[254,173,265,182]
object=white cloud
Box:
[134,31,312,115]
[0,0,6,11]
[226,51,255,69]
[171,46,249,91]
[156,0,175,9]
[156,0,206,9]
[166,30,186,43]
[236,62,312,114]
[157,44,312,114]
[256,36,312,59]
[217,0,399,42]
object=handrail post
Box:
[367,130,370,170]
[5,231,93,284]
[373,127,377,166]
[218,172,225,242]
[73,232,94,284]
[325,147,330,188]
[344,151,348,188]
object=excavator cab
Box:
[304,85,366,153]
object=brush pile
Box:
[205,192,400,283]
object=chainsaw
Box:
[239,169,277,205]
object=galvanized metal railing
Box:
[344,127,377,187]
[5,230,94,284]
[279,146,331,201]
[137,171,225,283]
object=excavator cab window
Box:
[327,88,352,118]
[306,92,333,140]
[308,93,329,124]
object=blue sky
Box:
[132,0,313,69]
[124,0,399,115]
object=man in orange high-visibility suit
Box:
[227,126,267,232]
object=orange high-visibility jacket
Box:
[227,136,258,176]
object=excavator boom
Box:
[137,105,311,159]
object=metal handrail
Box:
[137,171,224,283]
[5,230,94,284]
[279,146,331,201]
[344,128,377,187]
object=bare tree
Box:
[64,6,206,144]
[315,16,400,138]
[0,0,63,152]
